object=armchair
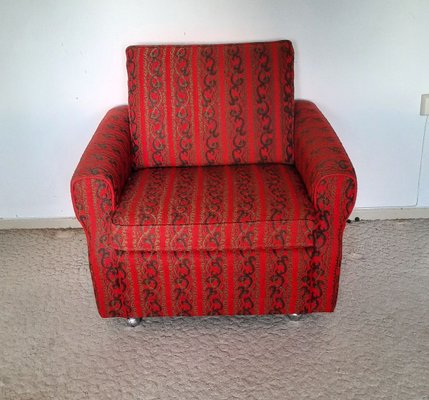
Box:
[71,40,357,325]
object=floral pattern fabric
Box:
[110,163,316,252]
[126,40,294,168]
[71,43,357,319]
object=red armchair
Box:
[71,41,356,326]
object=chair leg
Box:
[126,318,142,327]
[287,313,302,321]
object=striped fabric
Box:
[110,164,316,252]
[126,40,294,169]
[71,42,358,321]
[115,247,312,317]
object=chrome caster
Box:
[287,313,302,321]
[126,317,142,327]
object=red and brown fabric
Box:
[71,41,357,320]
[294,100,357,312]
[115,247,313,318]
[126,40,294,168]
[71,106,132,317]
[111,163,316,251]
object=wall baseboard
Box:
[0,217,81,230]
[350,207,429,221]
[0,207,428,230]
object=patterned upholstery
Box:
[114,247,314,317]
[71,41,357,320]
[126,41,294,168]
[110,164,316,252]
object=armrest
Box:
[70,106,132,317]
[71,106,132,226]
[294,100,357,221]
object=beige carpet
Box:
[0,220,428,400]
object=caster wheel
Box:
[287,313,302,321]
[126,318,142,327]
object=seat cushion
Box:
[126,40,294,169]
[110,164,316,252]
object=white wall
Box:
[0,0,428,218]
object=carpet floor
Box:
[0,220,428,400]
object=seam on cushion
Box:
[111,217,315,228]
[110,244,315,252]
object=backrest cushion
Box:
[126,40,294,168]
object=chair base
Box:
[126,318,142,327]
[287,313,302,321]
[125,315,302,326]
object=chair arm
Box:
[294,100,357,222]
[70,106,132,317]
[294,100,357,313]
[71,106,132,227]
